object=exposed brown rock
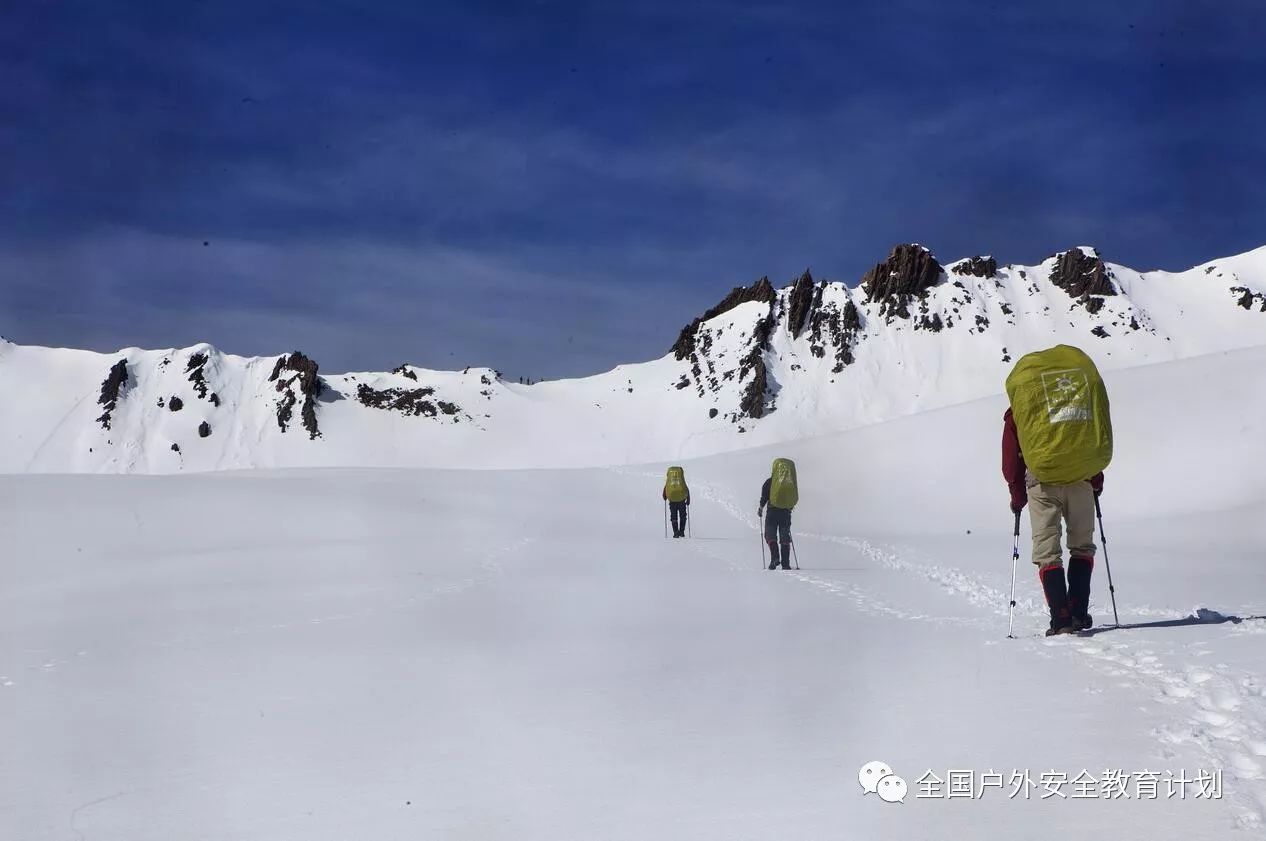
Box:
[786,269,816,338]
[954,256,998,277]
[355,383,463,419]
[737,303,777,418]
[186,352,210,399]
[671,276,776,360]
[1050,249,1116,300]
[862,244,944,320]
[809,298,862,373]
[95,359,128,429]
[269,351,322,439]
[1232,287,1266,312]
[739,359,768,418]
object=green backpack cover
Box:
[1005,345,1113,485]
[664,466,689,503]
[769,458,799,509]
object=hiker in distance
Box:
[1003,345,1112,636]
[758,458,798,570]
[663,466,691,538]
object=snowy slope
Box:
[2,243,1265,473]
[3,346,1264,840]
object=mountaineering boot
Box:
[1040,565,1075,636]
[767,541,780,570]
[780,543,791,570]
[1067,556,1094,631]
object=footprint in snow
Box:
[1229,753,1264,780]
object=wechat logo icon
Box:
[859,760,907,804]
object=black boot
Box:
[779,543,791,570]
[767,541,780,570]
[1040,565,1074,636]
[1067,556,1094,631]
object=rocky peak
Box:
[862,244,944,320]
[786,269,817,338]
[1050,247,1116,300]
[671,276,776,359]
[953,256,998,277]
[268,351,322,439]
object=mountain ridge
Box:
[2,242,1264,473]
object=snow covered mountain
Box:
[2,243,1265,473]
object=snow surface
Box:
[3,345,1266,839]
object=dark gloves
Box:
[1090,473,1104,497]
[1009,482,1027,514]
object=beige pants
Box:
[1027,475,1097,569]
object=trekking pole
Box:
[1007,511,1020,638]
[1095,496,1121,627]
[687,505,692,539]
[759,510,766,569]
[790,535,800,570]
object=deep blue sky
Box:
[2,0,1264,378]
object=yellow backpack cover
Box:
[664,466,689,503]
[1005,345,1112,484]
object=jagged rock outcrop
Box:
[862,244,944,320]
[186,352,210,399]
[672,277,775,360]
[95,359,128,430]
[1050,249,1116,300]
[954,256,998,277]
[786,270,816,338]
[391,364,418,381]
[355,383,459,418]
[737,304,777,418]
[1232,287,1266,312]
[809,296,862,373]
[269,351,322,439]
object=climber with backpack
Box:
[663,466,691,538]
[758,458,798,570]
[1003,345,1111,636]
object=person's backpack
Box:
[664,466,689,503]
[768,458,798,509]
[1005,345,1112,485]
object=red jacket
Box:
[1002,409,1102,507]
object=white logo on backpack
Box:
[1040,368,1091,423]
